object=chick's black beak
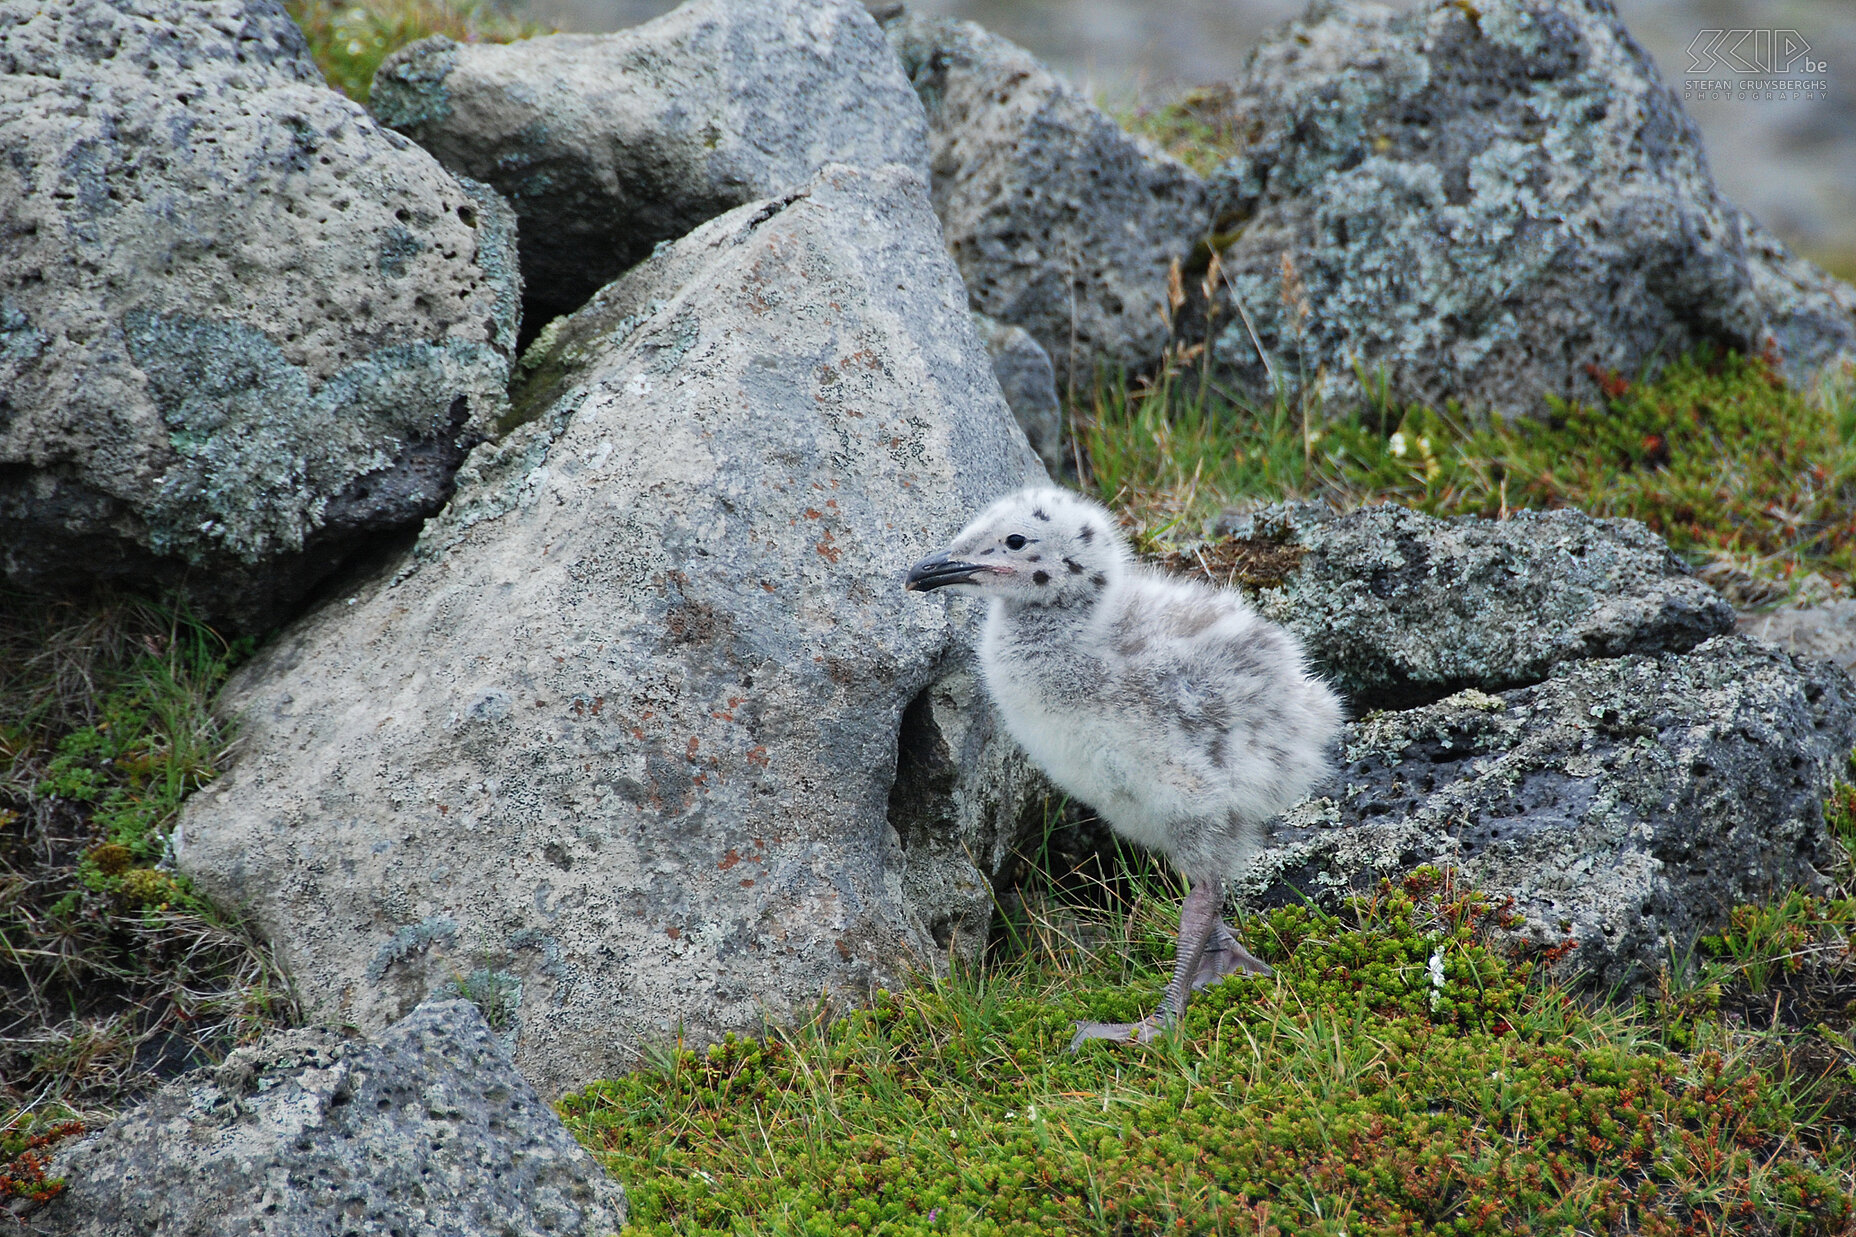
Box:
[905,550,985,592]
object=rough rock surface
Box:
[29,1000,623,1237]
[973,311,1066,476]
[886,667,1055,952]
[882,11,1208,384]
[0,0,520,630]
[1245,637,1856,987]
[1202,0,1856,416]
[1737,209,1856,388]
[1209,503,1734,710]
[1741,600,1856,677]
[371,0,928,330]
[176,163,1046,1096]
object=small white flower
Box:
[1428,949,1446,989]
[1026,1105,1037,1121]
[1389,432,1408,457]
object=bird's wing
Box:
[1104,576,1306,753]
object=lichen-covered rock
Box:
[881,11,1208,384]
[371,0,928,329]
[1210,503,1734,709]
[1202,0,1856,416]
[32,1001,624,1237]
[973,311,1066,476]
[176,163,1046,1095]
[0,0,520,630]
[1245,637,1856,988]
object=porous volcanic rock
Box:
[1209,503,1734,710]
[176,162,1046,1095]
[0,0,519,629]
[882,11,1209,384]
[371,0,928,330]
[30,1001,624,1237]
[1245,637,1856,987]
[1201,0,1856,416]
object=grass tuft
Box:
[1114,86,1246,177]
[1081,341,1856,602]
[285,0,545,102]
[1,592,295,1134]
[1321,351,1856,595]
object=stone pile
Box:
[12,2,1856,1222]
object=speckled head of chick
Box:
[903,486,1127,604]
[905,485,1343,1053]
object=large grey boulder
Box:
[882,12,1209,385]
[371,0,929,330]
[1208,503,1734,709]
[30,1000,624,1237]
[0,0,520,630]
[1246,637,1856,987]
[1202,0,1856,417]
[176,162,1046,1096]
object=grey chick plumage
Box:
[907,487,1342,1047]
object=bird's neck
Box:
[990,592,1100,644]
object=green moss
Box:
[0,1113,83,1205]
[285,0,545,104]
[1113,86,1246,177]
[503,313,578,435]
[561,871,1852,1236]
[31,612,246,914]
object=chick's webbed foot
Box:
[1066,925,1272,1051]
[1192,922,1273,991]
[1068,1013,1168,1050]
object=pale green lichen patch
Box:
[124,308,503,565]
[367,916,461,982]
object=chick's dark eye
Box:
[1005,534,1028,550]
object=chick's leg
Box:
[1069,878,1223,1050]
